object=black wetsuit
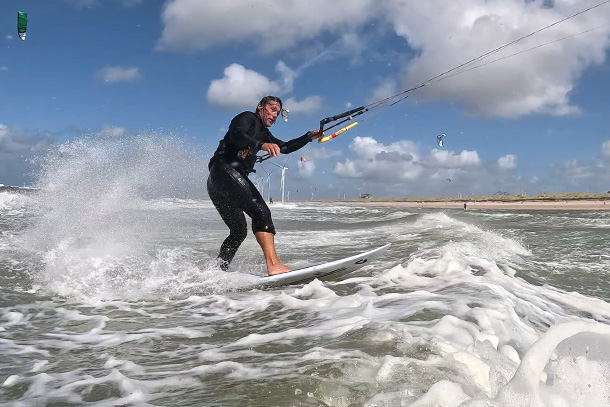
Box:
[207,111,311,269]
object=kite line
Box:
[315,0,610,144]
[256,0,610,162]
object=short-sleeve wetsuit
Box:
[207,111,311,269]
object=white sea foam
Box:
[144,197,214,211]
[12,134,257,299]
[0,191,30,214]
[4,163,610,406]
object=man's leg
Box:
[207,164,248,270]
[216,209,247,270]
[255,231,290,275]
[208,159,288,275]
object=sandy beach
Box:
[337,199,610,210]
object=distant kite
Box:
[447,178,451,182]
[437,133,446,147]
[300,156,306,162]
[18,12,27,41]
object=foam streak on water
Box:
[1,135,610,406]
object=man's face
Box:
[258,101,281,127]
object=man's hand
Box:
[261,142,281,157]
[307,129,324,140]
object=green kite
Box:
[18,11,27,41]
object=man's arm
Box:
[228,112,265,150]
[269,129,322,155]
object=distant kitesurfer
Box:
[207,96,322,275]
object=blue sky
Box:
[1,0,609,199]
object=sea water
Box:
[1,135,610,406]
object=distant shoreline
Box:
[3,186,609,210]
[322,192,610,211]
[0,186,40,193]
[333,199,610,211]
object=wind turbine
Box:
[254,178,262,196]
[266,174,272,202]
[279,163,288,202]
[259,156,289,203]
[259,167,273,203]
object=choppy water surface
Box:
[1,137,610,406]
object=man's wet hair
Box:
[257,96,282,110]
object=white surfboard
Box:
[249,243,391,288]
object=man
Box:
[207,96,322,275]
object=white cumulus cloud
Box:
[62,0,98,8]
[420,149,482,169]
[601,140,610,160]
[206,64,282,110]
[90,125,127,138]
[283,96,323,114]
[553,159,595,180]
[334,136,422,181]
[96,67,141,84]
[63,0,142,7]
[157,0,379,53]
[206,62,322,111]
[159,0,610,119]
[297,160,316,179]
[0,124,53,155]
[379,1,610,118]
[0,124,54,186]
[498,154,518,170]
[328,135,536,196]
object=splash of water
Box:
[19,131,240,299]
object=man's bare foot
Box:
[267,263,291,276]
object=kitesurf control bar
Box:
[257,106,369,161]
[318,106,368,144]
[318,106,366,133]
[256,145,290,163]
